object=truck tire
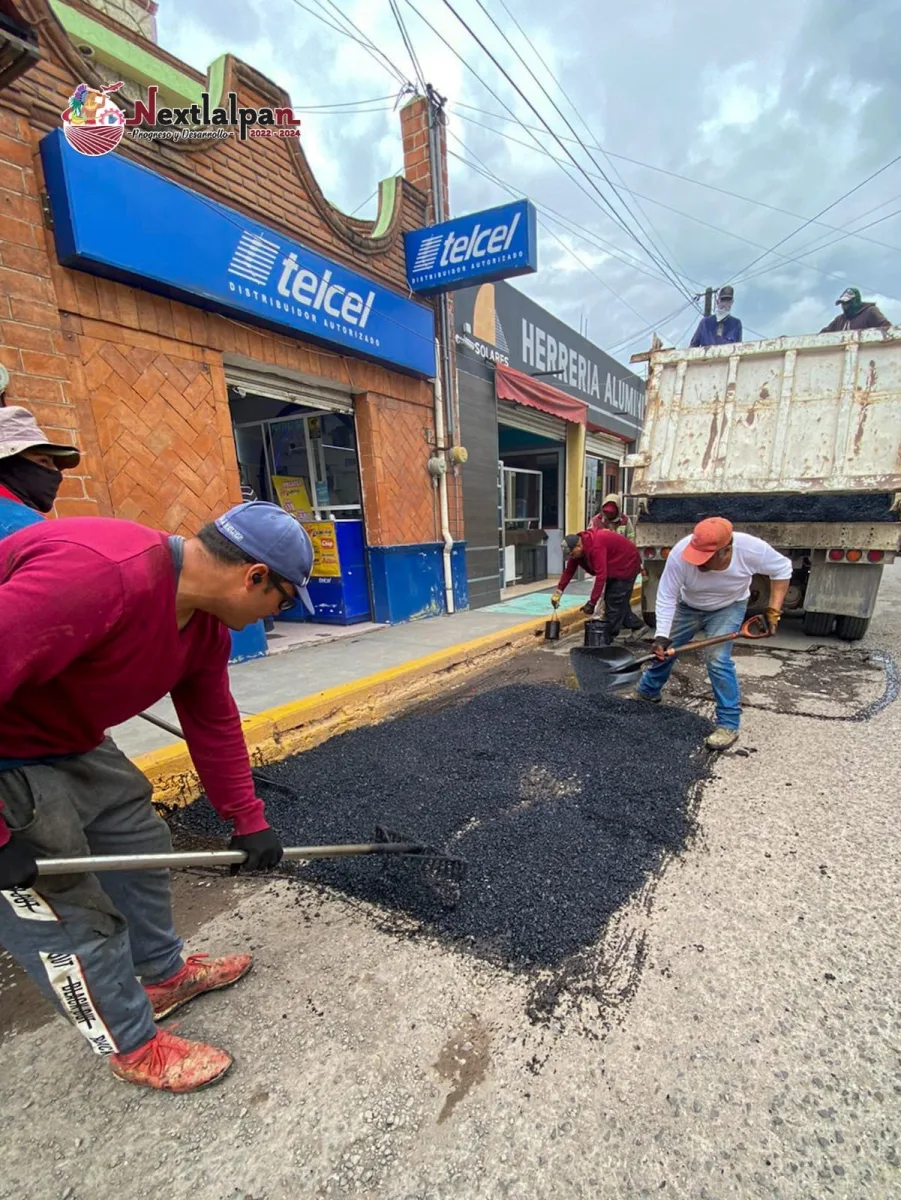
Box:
[835,615,870,642]
[803,611,834,637]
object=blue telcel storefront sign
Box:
[404,198,537,295]
[39,129,435,377]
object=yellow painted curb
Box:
[139,599,599,814]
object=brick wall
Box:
[1,0,463,544]
[0,108,109,518]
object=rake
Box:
[35,825,467,882]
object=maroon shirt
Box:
[0,518,269,846]
[558,527,641,607]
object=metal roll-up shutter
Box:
[225,364,354,413]
[497,399,566,442]
[586,431,626,463]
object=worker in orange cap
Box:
[635,517,792,749]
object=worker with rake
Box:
[635,517,792,749]
[0,502,314,1092]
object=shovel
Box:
[570,614,770,695]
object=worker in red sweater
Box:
[0,502,314,1094]
[552,528,642,635]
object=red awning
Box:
[494,363,589,427]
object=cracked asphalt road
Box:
[1,564,899,1200]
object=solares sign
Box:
[404,198,537,296]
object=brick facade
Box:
[0,0,464,548]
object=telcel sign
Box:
[404,199,537,296]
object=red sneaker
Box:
[110,1029,232,1093]
[144,953,253,1021]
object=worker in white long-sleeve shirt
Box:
[635,517,792,750]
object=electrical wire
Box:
[292,94,398,110]
[438,0,696,306]
[449,140,654,326]
[402,0,695,309]
[725,152,901,284]
[605,300,698,356]
[453,101,901,257]
[481,0,693,291]
[388,0,428,92]
[286,0,410,86]
[452,109,883,290]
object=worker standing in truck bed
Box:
[0,501,313,1094]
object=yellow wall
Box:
[564,422,587,534]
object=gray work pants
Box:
[0,739,184,1056]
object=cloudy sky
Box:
[156,0,900,366]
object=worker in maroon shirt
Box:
[0,501,314,1093]
[552,527,642,635]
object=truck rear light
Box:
[644,547,655,558]
[846,549,863,562]
[661,547,670,559]
[828,549,844,561]
[867,550,885,563]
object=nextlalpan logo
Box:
[61,81,301,156]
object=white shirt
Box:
[655,532,793,637]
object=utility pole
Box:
[425,83,455,446]
[704,287,714,316]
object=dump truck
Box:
[627,328,901,641]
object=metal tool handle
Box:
[627,614,771,669]
[35,843,424,876]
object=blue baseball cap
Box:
[215,501,315,615]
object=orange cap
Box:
[682,517,733,566]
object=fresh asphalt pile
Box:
[174,684,715,972]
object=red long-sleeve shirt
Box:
[557,527,641,607]
[0,518,269,847]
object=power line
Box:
[315,0,410,86]
[726,152,901,283]
[402,0,690,301]
[292,94,397,110]
[388,0,428,92]
[414,0,695,307]
[452,109,887,289]
[442,0,695,305]
[453,101,901,256]
[606,301,698,356]
[477,0,692,293]
[450,141,654,326]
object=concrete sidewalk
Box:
[112,582,594,758]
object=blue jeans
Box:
[638,600,746,730]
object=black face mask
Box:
[0,455,63,513]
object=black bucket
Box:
[584,618,612,648]
[544,617,561,642]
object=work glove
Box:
[229,827,284,873]
[0,834,38,891]
[764,607,782,636]
[551,591,562,609]
[651,635,674,661]
[582,602,596,616]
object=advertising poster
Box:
[303,521,341,577]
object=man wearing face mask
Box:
[689,285,743,347]
[0,406,81,538]
[820,287,892,333]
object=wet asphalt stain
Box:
[174,684,715,1028]
[434,1015,491,1123]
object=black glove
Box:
[651,635,673,661]
[0,834,38,890]
[582,602,595,615]
[229,828,284,873]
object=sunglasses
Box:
[267,570,298,613]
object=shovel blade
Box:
[569,645,642,695]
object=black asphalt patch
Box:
[643,491,899,524]
[174,684,714,976]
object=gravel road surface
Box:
[1,565,899,1200]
